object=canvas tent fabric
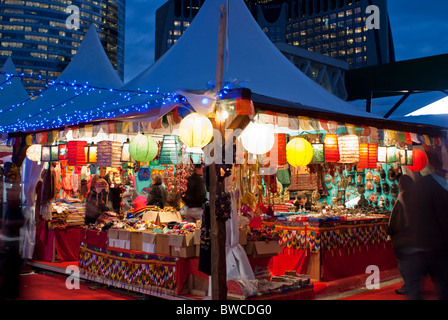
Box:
[102,0,382,121]
[0,57,30,115]
[350,91,447,118]
[0,25,123,132]
[350,92,448,129]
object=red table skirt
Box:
[35,222,84,262]
[321,242,397,281]
[269,242,397,282]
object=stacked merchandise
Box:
[227,272,313,300]
[48,198,85,229]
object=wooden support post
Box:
[210,4,228,300]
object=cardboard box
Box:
[155,234,171,256]
[108,229,119,239]
[142,210,182,225]
[117,229,131,241]
[142,211,159,223]
[245,241,282,258]
[141,231,156,254]
[130,231,143,251]
[239,229,247,245]
[170,245,196,258]
[194,228,201,245]
[168,233,195,247]
[158,211,182,224]
[195,244,200,257]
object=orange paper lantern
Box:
[359,143,378,169]
[324,134,339,162]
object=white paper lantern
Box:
[26,144,42,162]
[338,135,359,163]
[240,122,275,155]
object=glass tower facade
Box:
[0,0,125,95]
[155,0,395,69]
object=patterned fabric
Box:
[79,243,179,296]
[264,218,390,252]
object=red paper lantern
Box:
[324,134,339,162]
[67,141,87,166]
[407,149,427,172]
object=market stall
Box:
[2,0,448,301]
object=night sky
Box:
[124,0,448,83]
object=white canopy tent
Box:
[99,0,383,122]
[0,57,30,119]
[0,25,124,133]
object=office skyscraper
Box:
[0,0,125,95]
[155,0,395,69]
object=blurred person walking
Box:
[1,180,24,300]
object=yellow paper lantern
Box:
[286,137,313,167]
[241,121,275,155]
[179,113,214,148]
[26,144,42,162]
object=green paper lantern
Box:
[159,135,182,165]
[129,133,158,162]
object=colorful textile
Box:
[79,243,178,296]
[265,218,390,252]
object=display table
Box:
[35,222,84,262]
[78,242,208,297]
[266,216,397,281]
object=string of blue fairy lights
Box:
[0,71,186,133]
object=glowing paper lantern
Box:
[67,141,87,165]
[378,146,387,163]
[85,144,97,164]
[286,137,313,167]
[159,135,182,165]
[120,140,131,162]
[338,135,359,163]
[26,144,42,162]
[97,140,121,167]
[179,113,213,148]
[311,142,325,164]
[129,133,158,162]
[407,149,427,172]
[358,143,378,169]
[368,143,378,168]
[241,121,275,155]
[324,134,339,162]
[41,145,51,162]
[58,144,68,161]
[386,146,398,163]
[50,145,59,162]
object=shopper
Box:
[182,164,207,223]
[0,180,24,300]
[146,173,166,209]
[293,193,311,212]
[85,175,110,225]
[387,174,419,296]
[408,151,448,300]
